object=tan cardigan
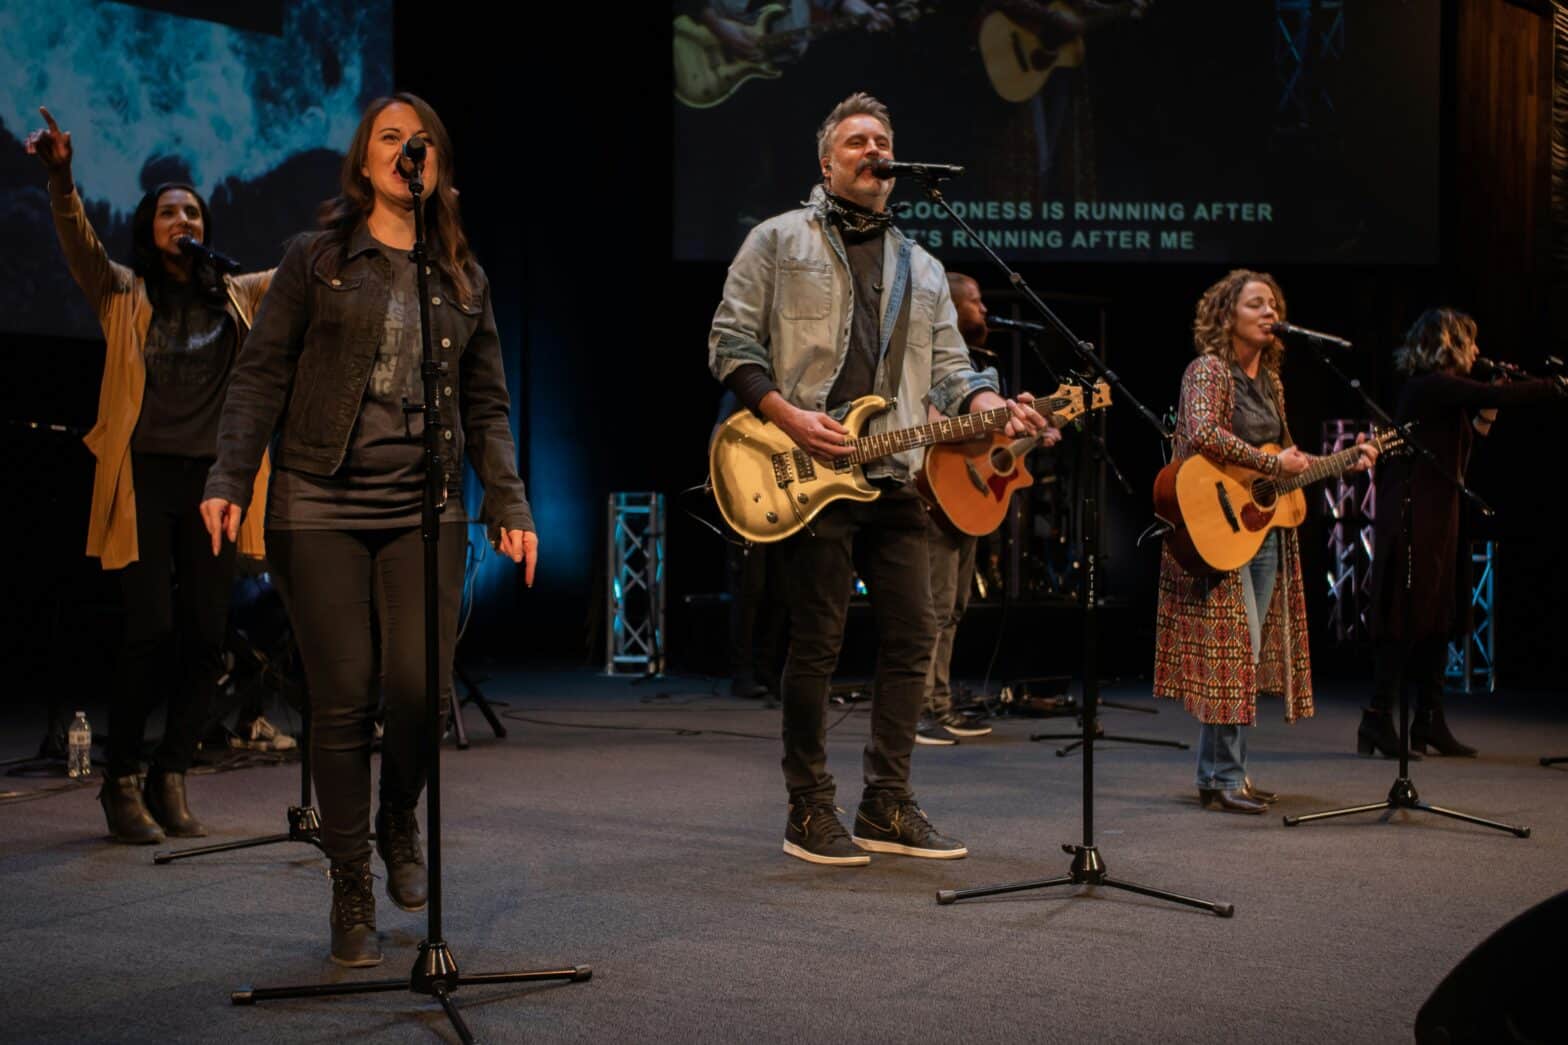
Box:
[50,184,274,569]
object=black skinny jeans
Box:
[774,488,936,804]
[267,523,465,865]
[110,453,236,779]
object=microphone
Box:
[988,315,1047,333]
[175,235,241,274]
[1472,356,1528,380]
[1267,321,1352,350]
[866,157,964,180]
[395,134,428,180]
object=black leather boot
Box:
[329,860,381,968]
[143,768,207,837]
[375,807,428,912]
[99,774,164,845]
[1411,707,1477,757]
[1356,709,1421,761]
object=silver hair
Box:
[816,92,894,160]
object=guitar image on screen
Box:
[978,0,1151,103]
[675,2,927,110]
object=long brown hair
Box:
[315,92,476,307]
[1395,308,1476,376]
[1191,268,1287,374]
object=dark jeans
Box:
[1372,635,1449,715]
[267,523,465,865]
[726,540,786,691]
[109,453,237,778]
[774,488,935,804]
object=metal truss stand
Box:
[606,492,666,677]
[1323,419,1376,641]
[1446,541,1496,694]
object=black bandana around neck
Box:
[823,190,892,237]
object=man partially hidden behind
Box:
[708,92,1048,866]
[917,273,1061,746]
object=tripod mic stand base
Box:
[936,843,1234,917]
[155,804,325,864]
[1283,776,1531,837]
[233,943,591,1045]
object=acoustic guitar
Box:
[1151,427,1406,575]
[915,381,1111,536]
[978,0,1150,103]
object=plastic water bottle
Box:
[67,711,93,779]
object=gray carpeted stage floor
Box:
[3,670,1565,1044]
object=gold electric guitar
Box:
[978,1,1151,103]
[915,381,1111,536]
[1151,427,1406,575]
[711,395,1025,543]
[674,2,926,110]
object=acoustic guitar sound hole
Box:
[1249,478,1277,509]
[989,447,1015,474]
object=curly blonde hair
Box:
[1395,308,1476,376]
[1192,269,1287,372]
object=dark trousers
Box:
[774,489,935,804]
[109,454,237,779]
[266,524,465,865]
[1372,635,1449,715]
[726,540,786,691]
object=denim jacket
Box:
[204,223,533,536]
[708,185,998,482]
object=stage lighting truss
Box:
[605,492,666,675]
[1274,0,1344,132]
[1322,419,1375,642]
[1446,541,1496,694]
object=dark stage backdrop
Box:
[0,0,394,339]
[674,1,1440,265]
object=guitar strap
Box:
[879,238,914,400]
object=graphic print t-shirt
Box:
[133,280,236,457]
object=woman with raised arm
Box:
[25,107,274,846]
[199,92,537,968]
[1362,309,1566,758]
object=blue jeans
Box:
[1196,532,1280,790]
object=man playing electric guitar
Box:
[708,92,1049,866]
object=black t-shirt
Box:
[825,228,884,408]
[133,280,236,457]
[268,242,468,529]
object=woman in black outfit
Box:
[1362,308,1565,758]
[201,93,537,968]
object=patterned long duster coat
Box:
[1153,354,1314,725]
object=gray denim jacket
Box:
[708,185,999,482]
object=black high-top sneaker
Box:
[328,859,382,968]
[783,800,870,866]
[852,795,968,859]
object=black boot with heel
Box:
[1356,708,1422,761]
[1411,707,1477,757]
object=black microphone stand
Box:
[1282,344,1528,837]
[919,174,1230,917]
[230,148,591,1042]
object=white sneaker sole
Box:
[915,734,958,746]
[940,724,993,738]
[782,840,870,866]
[851,836,969,859]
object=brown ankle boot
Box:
[329,860,382,968]
[99,774,164,845]
[143,768,207,837]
